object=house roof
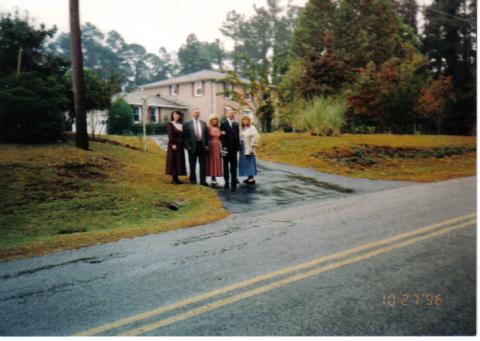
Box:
[138,69,250,89]
[115,92,189,109]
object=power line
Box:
[422,6,475,25]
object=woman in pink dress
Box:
[206,115,223,187]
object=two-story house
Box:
[75,69,253,135]
[132,69,253,121]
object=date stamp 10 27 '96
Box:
[383,293,444,307]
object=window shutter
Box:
[169,85,172,96]
[192,82,194,96]
[202,81,205,96]
[177,84,180,95]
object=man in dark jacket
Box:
[183,108,209,185]
[220,108,240,191]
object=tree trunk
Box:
[69,0,89,150]
[436,119,442,135]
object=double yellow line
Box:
[76,213,476,336]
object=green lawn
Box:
[257,132,476,182]
[0,136,228,261]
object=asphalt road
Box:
[0,147,476,336]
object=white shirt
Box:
[194,119,202,139]
[227,118,234,128]
[172,122,182,131]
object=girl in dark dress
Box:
[166,111,187,184]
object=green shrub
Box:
[349,124,377,134]
[0,72,69,143]
[304,96,347,136]
[131,123,167,135]
[107,99,133,134]
[278,97,308,132]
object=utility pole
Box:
[16,47,22,75]
[141,87,148,152]
[69,0,89,150]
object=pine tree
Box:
[422,0,476,133]
[397,0,419,33]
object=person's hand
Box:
[221,131,226,135]
[205,146,210,151]
[172,145,177,151]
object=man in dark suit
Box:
[183,108,209,186]
[220,107,240,192]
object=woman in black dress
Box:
[165,111,187,184]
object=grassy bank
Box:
[257,133,476,182]
[0,136,228,261]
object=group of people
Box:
[165,107,260,192]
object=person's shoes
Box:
[190,180,197,184]
[246,178,256,185]
[243,178,249,184]
[177,180,184,184]
[224,183,230,190]
[235,178,240,184]
[201,182,209,187]
[231,186,236,192]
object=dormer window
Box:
[194,81,203,96]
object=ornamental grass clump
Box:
[304,96,347,136]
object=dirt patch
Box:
[0,156,119,212]
[57,227,88,235]
[312,145,476,168]
[54,156,116,179]
[91,136,144,151]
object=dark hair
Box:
[170,110,183,123]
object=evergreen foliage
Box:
[107,99,133,135]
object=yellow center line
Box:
[121,219,475,336]
[75,213,475,336]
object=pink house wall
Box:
[141,80,252,122]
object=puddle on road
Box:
[218,165,354,214]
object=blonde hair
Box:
[208,114,220,127]
[240,115,252,128]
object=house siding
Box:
[141,80,252,122]
[142,81,214,121]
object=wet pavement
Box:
[0,175,475,336]
[0,135,474,336]
[150,135,410,214]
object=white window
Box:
[170,84,178,96]
[149,107,157,123]
[243,109,253,119]
[194,81,203,96]
[132,106,141,122]
[244,87,251,100]
[224,82,233,99]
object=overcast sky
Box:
[0,0,308,53]
[0,0,432,54]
